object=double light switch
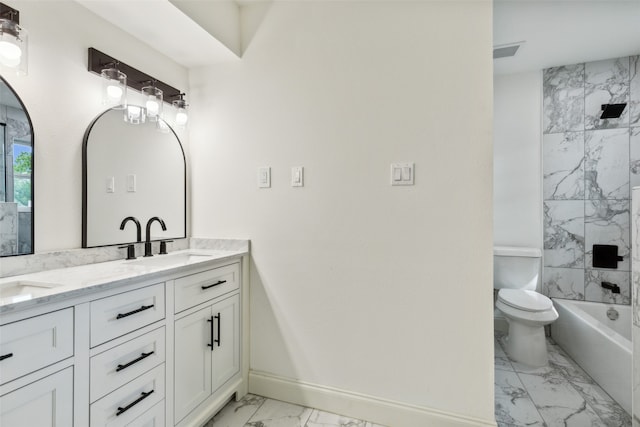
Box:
[391,163,414,186]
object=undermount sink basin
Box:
[0,280,64,301]
[126,251,215,268]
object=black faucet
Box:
[120,216,142,242]
[144,217,167,257]
[601,281,620,294]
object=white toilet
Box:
[494,246,558,367]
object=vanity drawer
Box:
[90,363,165,427]
[0,308,74,385]
[90,327,165,402]
[90,283,165,347]
[125,399,165,427]
[174,263,240,313]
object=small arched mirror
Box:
[83,107,186,247]
[0,76,34,256]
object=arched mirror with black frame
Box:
[83,106,186,248]
[0,75,34,257]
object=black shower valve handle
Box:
[601,281,621,294]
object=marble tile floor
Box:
[203,394,387,427]
[495,332,632,427]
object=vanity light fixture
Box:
[172,93,189,130]
[88,48,183,126]
[101,66,127,108]
[141,81,163,122]
[0,2,27,75]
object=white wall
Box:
[190,1,494,424]
[493,71,542,248]
[3,0,189,252]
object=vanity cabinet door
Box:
[211,294,240,393]
[0,367,73,427]
[174,306,212,424]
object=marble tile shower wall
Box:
[0,202,18,256]
[543,55,640,305]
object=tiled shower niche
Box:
[543,55,640,305]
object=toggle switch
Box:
[402,166,412,181]
[106,176,115,193]
[393,167,402,182]
[126,174,136,192]
[258,166,271,188]
[291,166,304,187]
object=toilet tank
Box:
[494,246,541,290]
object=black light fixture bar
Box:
[88,47,182,102]
[0,3,19,24]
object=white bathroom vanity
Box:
[0,243,249,427]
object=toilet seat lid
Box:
[498,289,553,312]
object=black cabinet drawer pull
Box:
[116,351,155,372]
[215,313,221,347]
[201,280,226,290]
[0,353,13,361]
[116,390,154,416]
[116,304,154,319]
[207,316,214,351]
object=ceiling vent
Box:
[493,42,524,59]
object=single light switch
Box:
[106,176,115,193]
[126,174,137,192]
[291,166,304,187]
[258,166,271,188]
[391,162,414,186]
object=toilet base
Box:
[504,320,548,367]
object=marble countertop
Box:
[0,247,248,314]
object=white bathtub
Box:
[551,298,632,415]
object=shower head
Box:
[600,103,627,119]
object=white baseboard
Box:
[249,371,496,427]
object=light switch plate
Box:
[106,176,115,193]
[126,174,137,192]
[391,162,414,186]
[258,166,271,188]
[291,166,304,187]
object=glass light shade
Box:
[142,85,163,122]
[124,105,145,125]
[175,109,188,126]
[0,19,27,75]
[101,68,126,108]
[172,97,188,130]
